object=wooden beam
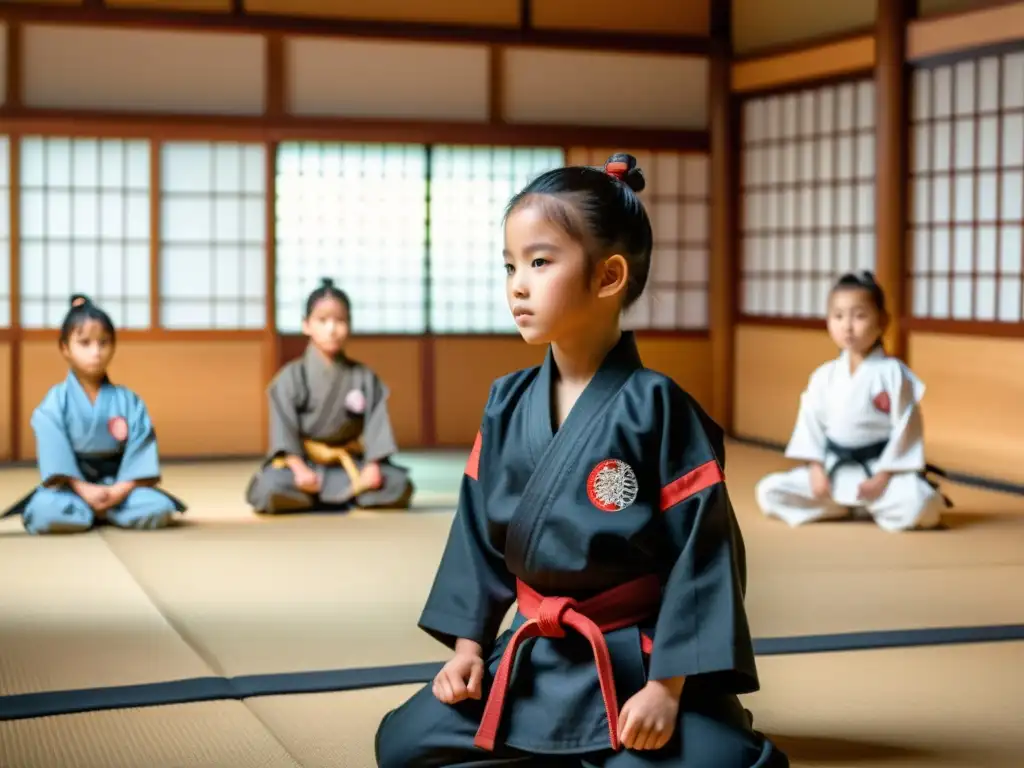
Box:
[708,0,736,432]
[261,141,278,454]
[874,0,915,360]
[262,31,284,454]
[265,33,285,119]
[488,46,506,125]
[519,0,533,31]
[0,110,710,152]
[6,136,19,462]
[148,141,161,330]
[5,22,20,461]
[0,4,710,56]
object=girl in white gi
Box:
[755,272,947,532]
[2,295,185,534]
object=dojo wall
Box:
[0,0,715,462]
[730,1,1024,485]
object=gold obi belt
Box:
[271,438,371,494]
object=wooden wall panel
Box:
[531,0,710,35]
[433,337,546,445]
[504,50,708,128]
[0,341,10,461]
[731,35,875,92]
[909,334,1024,484]
[18,339,265,460]
[732,0,875,55]
[638,336,713,411]
[243,0,520,26]
[431,335,713,446]
[287,38,489,121]
[21,25,265,115]
[732,324,836,445]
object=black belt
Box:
[825,439,953,508]
[824,438,888,482]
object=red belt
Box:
[473,574,662,752]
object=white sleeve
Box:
[874,362,927,474]
[784,367,829,463]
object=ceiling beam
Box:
[0,3,711,56]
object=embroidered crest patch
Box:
[586,459,639,512]
[344,389,366,414]
[872,392,891,414]
[108,416,129,441]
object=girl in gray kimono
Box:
[246,278,414,514]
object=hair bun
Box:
[860,270,877,284]
[604,153,646,193]
[319,277,335,288]
[70,294,90,308]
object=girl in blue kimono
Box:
[374,155,788,766]
[3,295,185,534]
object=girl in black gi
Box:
[375,155,788,767]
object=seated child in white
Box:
[756,271,947,532]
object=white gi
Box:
[755,347,946,532]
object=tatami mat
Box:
[245,640,1024,767]
[95,507,1024,678]
[0,534,216,696]
[97,513,455,677]
[2,643,1019,768]
[0,700,304,767]
[0,442,1022,768]
[2,643,1020,767]
[2,444,1023,695]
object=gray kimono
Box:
[245,345,414,513]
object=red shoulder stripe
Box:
[465,431,482,480]
[659,459,723,512]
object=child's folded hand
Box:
[432,651,484,705]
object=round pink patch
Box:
[108,416,129,442]
[344,389,367,414]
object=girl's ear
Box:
[596,254,629,300]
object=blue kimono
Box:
[3,373,186,535]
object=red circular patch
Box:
[108,416,129,441]
[872,392,891,414]
[586,459,639,513]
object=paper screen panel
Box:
[19,136,151,329]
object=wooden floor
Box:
[0,442,1022,767]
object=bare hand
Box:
[359,462,383,491]
[74,482,112,513]
[857,472,891,502]
[432,651,484,705]
[292,465,321,494]
[618,680,680,751]
[809,463,831,500]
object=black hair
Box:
[504,152,654,309]
[304,277,351,319]
[830,271,888,350]
[831,271,887,314]
[59,294,116,346]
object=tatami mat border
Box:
[730,436,1024,497]
[3,624,1023,722]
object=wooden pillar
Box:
[875,0,915,359]
[6,22,22,461]
[708,1,736,431]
